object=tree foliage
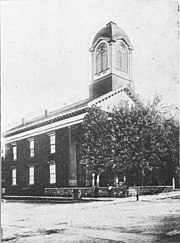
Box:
[81,105,113,174]
[81,97,179,186]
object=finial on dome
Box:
[106,21,117,26]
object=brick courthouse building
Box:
[4,22,142,196]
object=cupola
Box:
[89,22,134,100]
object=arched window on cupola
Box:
[116,42,128,73]
[96,42,108,74]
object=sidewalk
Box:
[2,195,112,203]
[88,190,180,203]
[139,189,180,201]
[2,190,180,203]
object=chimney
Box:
[45,109,49,117]
[22,118,26,125]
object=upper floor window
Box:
[96,42,108,74]
[29,165,34,185]
[13,145,17,160]
[29,139,34,157]
[12,167,17,185]
[49,132,56,154]
[49,162,56,184]
[116,42,128,73]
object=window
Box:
[96,42,108,74]
[29,166,34,185]
[116,42,128,73]
[12,168,17,185]
[13,146,17,160]
[30,139,34,157]
[49,162,56,184]
[49,133,56,154]
[28,138,34,157]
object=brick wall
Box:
[89,76,112,100]
[4,126,77,195]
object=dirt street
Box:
[1,192,180,242]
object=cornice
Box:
[4,87,143,140]
[88,85,143,108]
[4,107,88,138]
[5,113,86,144]
[90,37,133,52]
[123,87,143,108]
[89,72,133,85]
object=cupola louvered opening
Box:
[116,42,128,73]
[96,42,108,74]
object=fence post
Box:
[172,177,175,190]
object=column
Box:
[109,43,113,73]
[68,126,77,186]
[92,173,95,187]
[96,174,100,187]
[91,52,94,82]
[129,50,133,81]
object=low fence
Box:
[45,186,127,198]
[45,185,173,198]
[127,186,173,196]
[3,186,174,198]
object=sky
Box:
[1,0,179,133]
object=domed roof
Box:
[91,22,131,49]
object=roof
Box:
[4,98,89,138]
[91,22,131,49]
[4,86,143,139]
[89,85,143,108]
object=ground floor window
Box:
[29,166,34,185]
[12,168,17,185]
[49,162,56,184]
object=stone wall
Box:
[45,187,93,197]
[45,186,173,198]
[45,186,127,198]
[127,186,173,196]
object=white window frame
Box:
[49,162,56,184]
[13,145,17,160]
[12,168,17,186]
[29,165,34,185]
[29,139,34,157]
[48,132,56,154]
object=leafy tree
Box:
[81,105,113,175]
[81,97,179,187]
